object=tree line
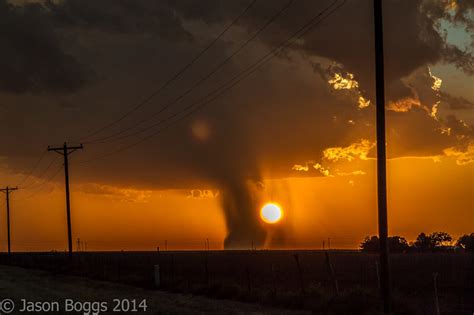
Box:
[360,232,474,252]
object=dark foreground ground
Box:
[0,251,473,314]
[0,264,303,314]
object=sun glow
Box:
[260,203,283,224]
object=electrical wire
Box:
[79,0,258,142]
[14,165,63,201]
[16,150,47,187]
[84,0,296,144]
[21,155,61,189]
[77,0,346,164]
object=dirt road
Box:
[0,265,305,314]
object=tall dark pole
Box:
[48,142,83,255]
[373,0,391,313]
[63,143,73,255]
[1,186,18,255]
[6,188,10,255]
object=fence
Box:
[0,251,472,313]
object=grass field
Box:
[1,251,472,314]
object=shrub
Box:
[414,231,453,251]
[360,235,409,252]
[456,233,474,251]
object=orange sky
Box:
[1,154,471,252]
[0,0,473,252]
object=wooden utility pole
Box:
[48,142,83,255]
[373,0,391,313]
[0,186,18,254]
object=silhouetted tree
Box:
[429,231,452,247]
[456,233,474,251]
[360,235,408,252]
[360,236,379,252]
[388,236,409,252]
[414,231,453,251]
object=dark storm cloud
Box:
[179,0,473,100]
[3,0,472,248]
[0,0,90,93]
[3,0,471,180]
[442,44,474,75]
[420,1,474,75]
[4,0,471,96]
[0,0,195,94]
[45,0,192,40]
[442,114,474,138]
[440,92,474,109]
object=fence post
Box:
[246,265,252,293]
[118,252,122,281]
[433,273,440,315]
[204,252,209,288]
[324,251,339,296]
[170,254,175,286]
[154,264,161,288]
[271,263,277,296]
[293,254,305,297]
[375,260,381,290]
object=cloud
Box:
[46,0,192,40]
[387,97,423,113]
[2,0,473,249]
[328,72,359,90]
[335,170,367,176]
[314,62,371,110]
[358,96,371,109]
[79,183,152,203]
[440,114,473,140]
[0,0,92,93]
[429,67,443,92]
[443,142,474,165]
[323,139,375,162]
[0,0,197,94]
[440,92,474,109]
[292,161,330,176]
[3,0,471,187]
[187,189,219,199]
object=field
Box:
[1,251,473,314]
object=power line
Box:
[84,0,296,144]
[86,0,343,149]
[77,0,346,164]
[14,165,63,201]
[79,0,344,162]
[16,150,47,187]
[79,0,258,142]
[22,155,61,189]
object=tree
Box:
[414,232,433,250]
[360,235,408,252]
[414,231,453,251]
[388,236,409,252]
[429,231,452,247]
[360,236,379,252]
[456,233,474,251]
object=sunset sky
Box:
[0,0,472,251]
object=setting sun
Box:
[260,203,283,224]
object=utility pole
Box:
[0,186,18,254]
[48,142,83,255]
[373,0,391,313]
